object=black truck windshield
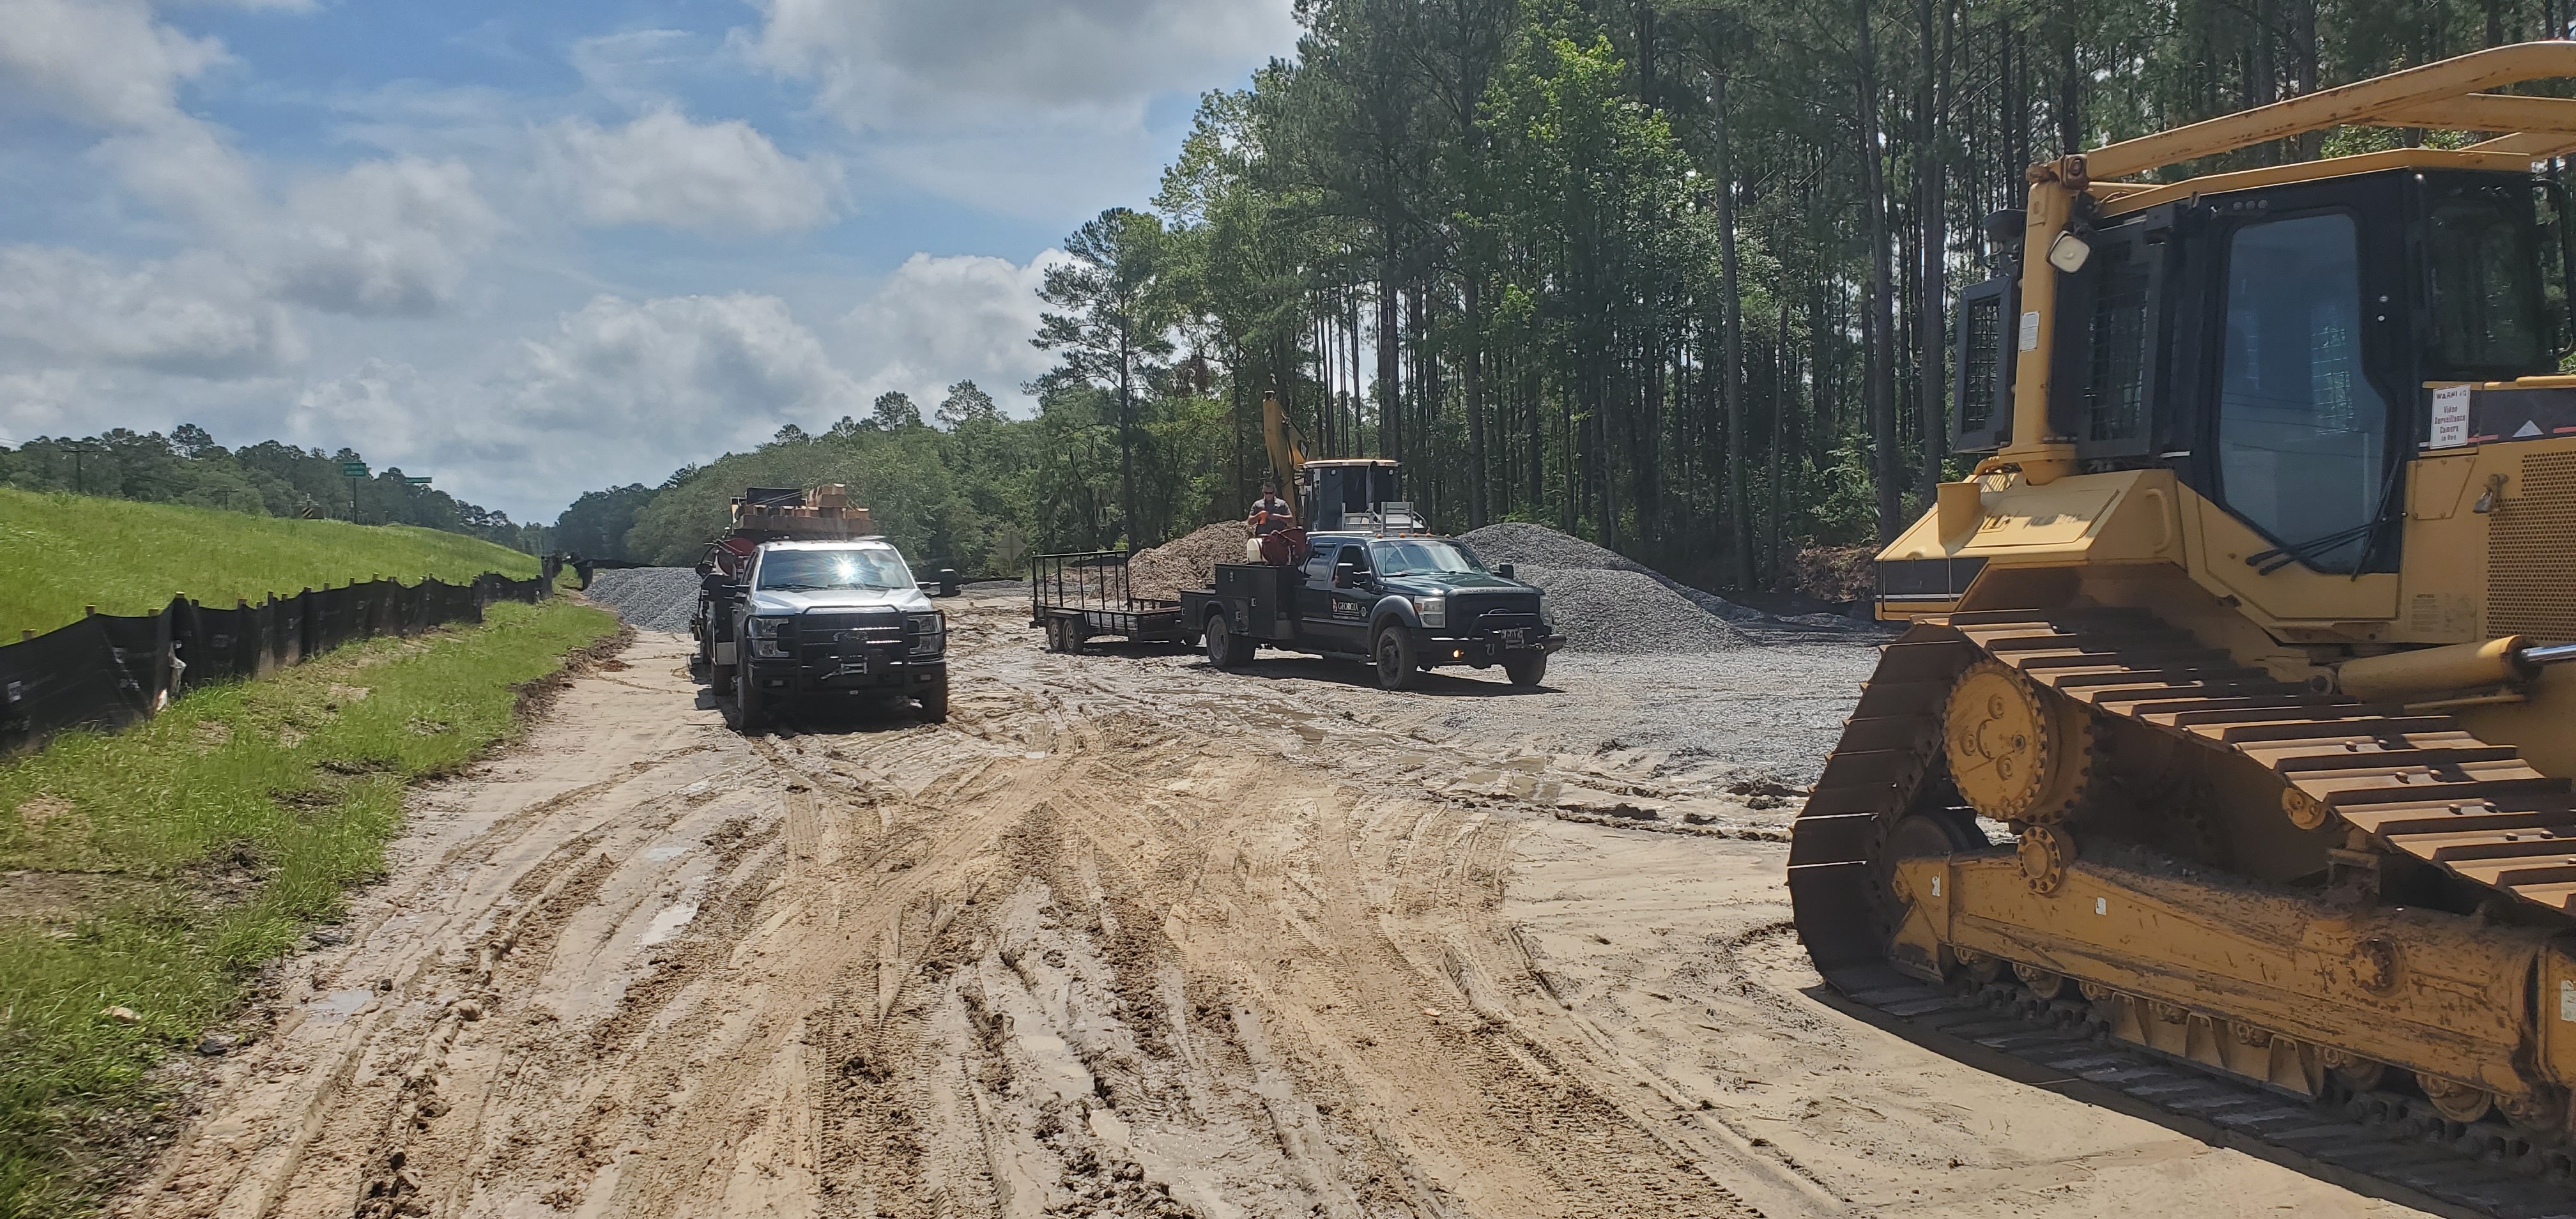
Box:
[1370,540,1485,576]
[2425,184,2554,372]
[757,548,913,592]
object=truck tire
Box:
[1504,652,1548,687]
[1372,624,1418,691]
[733,672,772,733]
[1206,612,1247,669]
[917,679,949,723]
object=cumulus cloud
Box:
[540,110,839,234]
[841,250,1063,410]
[750,0,1293,128]
[0,0,227,130]
[0,246,303,377]
[746,0,1294,204]
[267,158,500,316]
[507,292,861,452]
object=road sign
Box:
[405,476,431,486]
[341,461,369,479]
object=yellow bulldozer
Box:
[1791,41,2576,1175]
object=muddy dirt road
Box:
[121,594,2425,1218]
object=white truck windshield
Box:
[757,548,914,592]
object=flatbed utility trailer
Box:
[1029,551,1195,652]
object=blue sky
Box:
[0,0,1299,519]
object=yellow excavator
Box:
[1791,41,2576,1180]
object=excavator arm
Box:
[1260,391,1308,523]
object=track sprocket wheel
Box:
[1943,659,2099,824]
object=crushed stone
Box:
[1515,567,1751,654]
[583,567,702,634]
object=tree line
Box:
[577,0,2556,588]
[0,426,544,551]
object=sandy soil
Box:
[116,597,2428,1218]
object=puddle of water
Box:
[307,988,375,1023]
[639,901,700,946]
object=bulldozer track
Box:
[1790,608,2576,1219]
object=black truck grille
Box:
[788,612,905,660]
[1452,590,1544,634]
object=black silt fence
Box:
[0,572,550,756]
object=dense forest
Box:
[575,0,2570,587]
[0,427,546,552]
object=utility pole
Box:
[60,441,98,496]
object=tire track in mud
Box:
[126,604,1906,1219]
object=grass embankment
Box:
[0,488,541,638]
[0,598,620,1217]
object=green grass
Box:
[0,489,541,638]
[0,599,619,1217]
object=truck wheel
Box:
[1206,613,1244,669]
[733,673,771,734]
[917,680,949,723]
[1372,625,1418,691]
[1504,652,1549,687]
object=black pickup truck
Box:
[1180,532,1563,690]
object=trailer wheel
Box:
[1372,625,1418,691]
[1043,618,1066,652]
[1206,613,1246,669]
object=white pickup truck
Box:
[700,539,949,730]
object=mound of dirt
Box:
[1518,567,1750,654]
[1128,520,1250,603]
[1784,544,1876,604]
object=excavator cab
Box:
[1796,45,2576,1190]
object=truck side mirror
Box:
[1333,562,1357,588]
[1496,563,1516,581]
[701,572,732,595]
[938,569,961,597]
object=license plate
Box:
[1501,629,1528,646]
[839,654,884,677]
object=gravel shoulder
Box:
[121,595,2428,1218]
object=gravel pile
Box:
[1129,520,1250,602]
[584,567,701,633]
[1460,522,1765,623]
[1516,567,1751,653]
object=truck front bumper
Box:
[1416,631,1566,667]
[745,655,947,696]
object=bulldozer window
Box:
[2215,211,2389,574]
[2423,183,2553,374]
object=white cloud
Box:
[0,0,227,131]
[267,158,500,316]
[746,0,1294,204]
[0,246,303,378]
[540,110,839,234]
[841,250,1063,409]
[494,292,861,480]
[750,0,1293,128]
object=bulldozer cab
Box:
[1956,162,2575,576]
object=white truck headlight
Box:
[747,615,790,657]
[909,611,945,656]
[1411,595,1445,628]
